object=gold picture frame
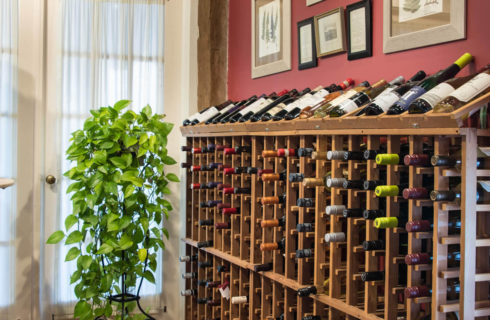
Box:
[251,0,292,79]
[314,7,347,58]
[383,0,466,53]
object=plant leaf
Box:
[79,255,93,270]
[93,150,107,164]
[138,248,148,262]
[46,230,65,244]
[166,173,180,182]
[123,134,138,148]
[96,243,114,254]
[65,230,83,245]
[110,156,128,169]
[113,99,132,112]
[65,247,81,261]
[65,214,78,231]
[143,270,155,284]
[118,234,133,250]
[74,300,91,318]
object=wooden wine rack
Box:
[181,93,490,320]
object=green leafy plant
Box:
[47,100,179,320]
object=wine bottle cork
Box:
[260,243,279,251]
[261,196,279,205]
[261,219,280,228]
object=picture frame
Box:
[314,7,346,58]
[251,0,292,79]
[383,0,466,54]
[306,0,324,6]
[297,17,317,70]
[346,0,372,60]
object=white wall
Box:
[162,0,198,318]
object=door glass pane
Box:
[0,0,18,313]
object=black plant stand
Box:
[97,250,155,320]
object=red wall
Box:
[227,0,490,100]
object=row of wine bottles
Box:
[183,53,490,126]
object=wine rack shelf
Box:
[180,97,490,320]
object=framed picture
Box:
[306,0,324,6]
[297,17,317,70]
[251,0,292,79]
[314,7,346,58]
[383,0,466,53]
[346,0,372,60]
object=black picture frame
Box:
[297,17,317,70]
[346,0,372,60]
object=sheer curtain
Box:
[51,0,165,315]
[0,0,18,316]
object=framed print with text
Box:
[297,17,317,70]
[346,0,372,60]
[252,0,292,79]
[314,7,346,58]
[383,0,465,53]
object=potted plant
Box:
[47,100,179,320]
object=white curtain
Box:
[0,0,18,316]
[51,0,165,315]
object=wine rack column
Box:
[328,135,344,320]
[231,136,242,258]
[346,135,362,316]
[191,138,199,241]
[273,281,284,319]
[313,134,329,319]
[223,136,233,255]
[240,136,252,262]
[364,135,380,314]
[285,136,297,281]
[214,138,223,251]
[431,136,450,320]
[460,129,477,319]
[384,135,400,320]
[249,272,262,319]
[250,136,262,264]
[276,136,289,277]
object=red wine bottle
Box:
[225,92,277,123]
[215,94,263,124]
[189,100,233,126]
[260,87,313,121]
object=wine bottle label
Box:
[194,106,219,123]
[396,86,427,110]
[417,83,455,108]
[283,93,312,112]
[268,103,286,116]
[314,88,330,98]
[249,98,274,114]
[479,181,490,192]
[187,110,202,122]
[371,91,401,112]
[328,89,358,107]
[217,103,236,115]
[219,286,230,300]
[237,97,266,116]
[450,72,490,103]
[336,92,370,114]
[302,94,326,110]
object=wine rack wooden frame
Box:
[181,94,490,320]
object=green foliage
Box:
[46,101,178,319]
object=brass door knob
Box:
[46,175,56,185]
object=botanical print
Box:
[349,7,366,53]
[398,0,443,23]
[259,0,281,58]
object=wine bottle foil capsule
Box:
[326,205,346,215]
[405,220,431,232]
[327,150,346,160]
[402,187,429,199]
[324,232,345,243]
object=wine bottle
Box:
[311,151,327,160]
[312,81,370,118]
[324,232,346,243]
[405,219,461,233]
[217,265,228,273]
[197,279,211,287]
[403,154,431,167]
[226,92,280,123]
[297,223,314,232]
[215,94,264,124]
[261,171,287,182]
[243,90,297,122]
[404,251,460,266]
[297,148,314,157]
[260,87,315,121]
[387,53,473,115]
[183,105,216,126]
[181,289,196,296]
[374,217,407,229]
[179,254,198,262]
[190,100,234,126]
[342,180,365,190]
[343,151,365,161]
[375,184,409,197]
[363,209,385,220]
[343,208,364,218]
[290,173,305,182]
[281,85,336,121]
[327,150,347,160]
[215,222,231,229]
[231,296,248,304]
[405,283,460,300]
[297,286,317,297]
[224,146,252,154]
[297,198,315,207]
[296,248,314,259]
[325,205,346,216]
[254,262,273,272]
[206,281,221,288]
[182,272,197,279]
[261,193,287,205]
[302,316,321,320]
[207,299,220,307]
[329,79,389,117]
[197,297,211,304]
[222,187,251,195]
[408,69,487,114]
[261,216,286,228]
[204,101,240,124]
[431,154,487,169]
[402,187,430,200]
[222,207,240,216]
[223,167,246,175]
[361,271,384,282]
[360,71,427,116]
[362,240,385,251]
[260,238,285,251]
[262,148,297,158]
[433,69,490,113]
[302,178,325,188]
[209,95,258,124]
[198,261,213,268]
[197,240,213,248]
